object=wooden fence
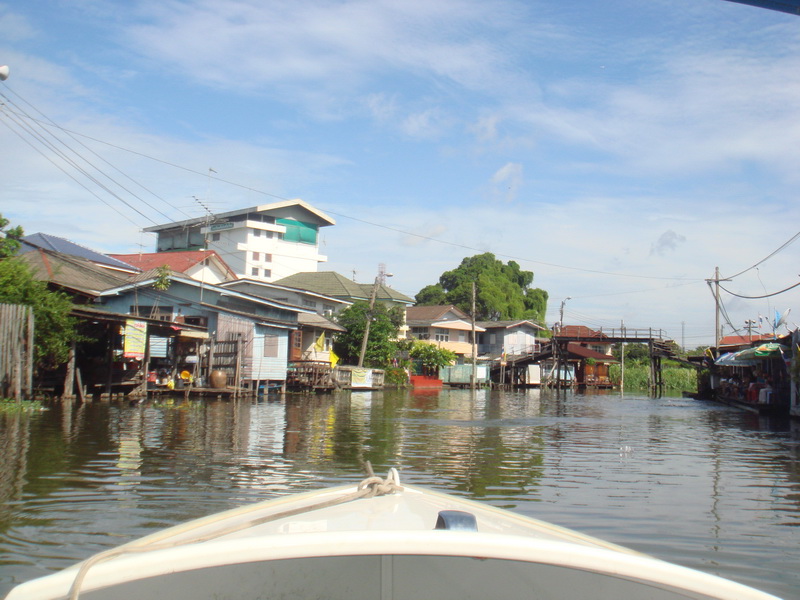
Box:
[0,303,34,401]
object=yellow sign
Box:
[123,320,147,360]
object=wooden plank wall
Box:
[0,303,34,401]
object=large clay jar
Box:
[209,370,228,389]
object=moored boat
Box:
[5,468,781,600]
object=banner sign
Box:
[123,320,147,360]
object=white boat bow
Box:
[5,468,782,600]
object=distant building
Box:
[406,305,483,359]
[110,250,237,285]
[273,271,414,310]
[143,199,335,283]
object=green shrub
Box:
[608,364,697,392]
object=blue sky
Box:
[2,0,799,348]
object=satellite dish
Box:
[776,308,791,329]
[0,65,9,81]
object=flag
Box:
[329,348,340,368]
[314,332,325,352]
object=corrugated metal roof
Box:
[297,312,346,332]
[18,249,131,296]
[566,342,618,362]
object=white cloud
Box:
[490,162,523,203]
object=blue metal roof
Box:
[721,0,800,15]
[19,233,139,271]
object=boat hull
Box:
[5,478,782,600]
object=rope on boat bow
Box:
[67,465,403,600]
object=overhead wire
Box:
[5,84,797,317]
[9,118,708,284]
[718,279,800,299]
[724,228,800,280]
[0,110,145,228]
[0,85,190,225]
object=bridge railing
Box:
[596,327,668,340]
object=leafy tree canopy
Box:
[0,213,24,258]
[415,253,548,324]
[0,257,78,368]
[333,301,405,368]
[0,216,80,368]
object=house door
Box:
[290,330,303,361]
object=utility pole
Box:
[471,281,477,390]
[745,319,757,343]
[357,277,381,368]
[620,319,625,395]
[357,270,393,367]
[706,267,731,352]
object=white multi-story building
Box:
[143,199,335,282]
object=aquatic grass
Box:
[0,398,45,413]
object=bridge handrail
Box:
[597,327,668,340]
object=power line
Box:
[725,229,800,280]
[0,85,192,224]
[718,279,800,299]
[13,121,710,284]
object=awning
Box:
[714,352,758,367]
[714,343,788,366]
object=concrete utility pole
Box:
[471,281,477,389]
[707,267,731,352]
[745,319,757,343]
[357,271,392,368]
[559,297,571,329]
[357,278,380,368]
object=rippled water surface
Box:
[1,389,799,598]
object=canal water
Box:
[0,389,798,599]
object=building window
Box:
[411,327,430,340]
[434,328,449,342]
[252,267,259,276]
[459,331,466,343]
[252,251,259,261]
[302,299,317,308]
[263,269,271,278]
[265,231,273,239]
[264,253,272,262]
[253,229,261,237]
[323,304,335,314]
[211,233,220,241]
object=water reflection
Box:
[0,389,798,598]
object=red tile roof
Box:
[110,251,233,277]
[718,333,774,348]
[556,325,608,339]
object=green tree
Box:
[0,213,24,258]
[333,301,404,368]
[408,340,457,371]
[415,253,549,324]
[0,258,78,368]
